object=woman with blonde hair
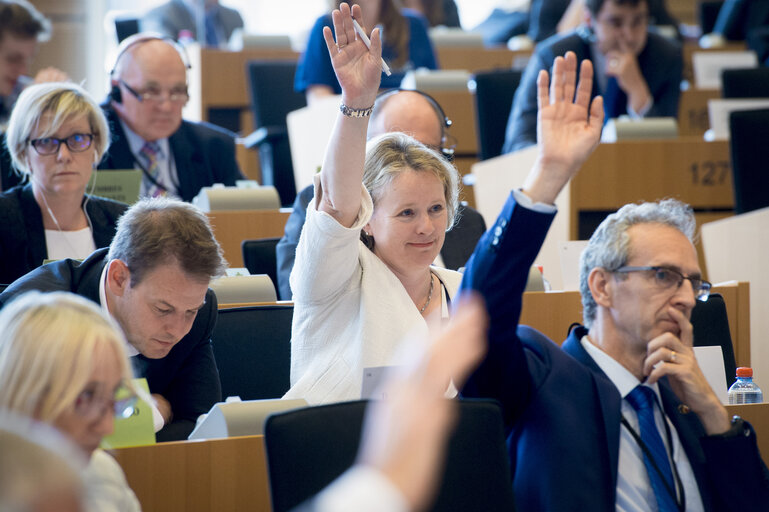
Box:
[285,2,601,405]
[0,291,141,511]
[0,82,127,284]
[295,0,438,103]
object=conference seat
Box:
[241,237,281,291]
[471,68,523,161]
[691,293,739,388]
[244,60,306,206]
[728,108,769,213]
[264,399,516,512]
[721,67,769,98]
[210,304,293,401]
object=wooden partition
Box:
[727,403,769,462]
[520,282,751,368]
[112,435,271,512]
[207,210,290,268]
[678,88,721,137]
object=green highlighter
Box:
[101,378,156,449]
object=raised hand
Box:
[322,2,382,109]
[522,52,603,204]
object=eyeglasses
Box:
[613,265,712,302]
[73,383,138,422]
[120,80,189,104]
[29,133,94,155]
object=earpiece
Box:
[109,83,122,104]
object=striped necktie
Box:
[139,141,166,197]
[626,385,678,512]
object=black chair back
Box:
[211,304,293,401]
[242,237,281,291]
[114,17,140,43]
[472,69,523,161]
[246,60,306,206]
[264,399,515,512]
[729,108,769,214]
[721,67,769,98]
[691,293,739,388]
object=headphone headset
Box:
[373,88,455,159]
[109,34,192,104]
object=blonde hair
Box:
[5,82,110,177]
[362,132,459,247]
[0,292,133,423]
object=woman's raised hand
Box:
[323,2,382,109]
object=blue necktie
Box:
[626,385,678,512]
[139,141,167,198]
[603,76,627,121]
[205,10,219,47]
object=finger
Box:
[340,2,356,49]
[329,8,347,48]
[550,56,565,103]
[589,95,604,126]
[669,307,694,348]
[370,26,383,59]
[575,58,594,109]
[563,51,577,103]
[322,25,338,56]
[536,69,550,111]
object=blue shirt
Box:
[294,10,438,94]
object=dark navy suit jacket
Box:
[0,248,222,441]
[503,30,682,153]
[459,194,769,511]
[0,184,127,284]
[97,104,243,202]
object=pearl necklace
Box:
[419,274,435,314]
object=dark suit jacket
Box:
[275,184,487,301]
[141,0,244,43]
[0,184,127,284]
[98,104,243,202]
[0,248,222,441]
[502,30,683,153]
[459,193,769,511]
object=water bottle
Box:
[727,367,764,404]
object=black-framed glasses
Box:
[119,79,189,104]
[613,265,712,302]
[29,133,94,155]
[73,383,138,421]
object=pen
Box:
[351,18,392,76]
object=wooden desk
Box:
[113,435,271,512]
[207,210,290,268]
[520,282,751,368]
[726,403,769,464]
[436,46,531,73]
[678,88,721,137]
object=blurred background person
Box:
[0,82,127,285]
[141,0,244,47]
[0,291,141,512]
[295,0,438,104]
[402,0,461,28]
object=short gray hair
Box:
[5,82,110,176]
[107,197,227,286]
[579,198,696,328]
[362,132,460,248]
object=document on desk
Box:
[693,346,728,404]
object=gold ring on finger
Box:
[670,350,677,363]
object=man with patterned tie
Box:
[461,71,769,512]
[99,33,243,201]
[502,0,682,153]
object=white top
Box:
[311,466,408,512]
[284,178,462,405]
[44,227,95,261]
[580,336,704,512]
[84,449,141,512]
